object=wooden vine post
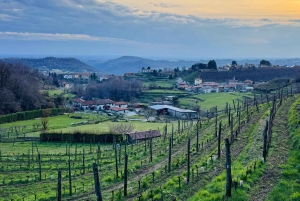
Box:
[124,153,128,196]
[215,106,218,137]
[27,149,30,168]
[150,138,153,163]
[82,148,85,174]
[187,138,191,182]
[93,163,103,201]
[68,159,72,196]
[196,121,199,152]
[114,138,119,177]
[228,107,231,125]
[238,110,241,135]
[38,153,42,181]
[75,144,77,161]
[246,101,249,123]
[230,114,233,139]
[97,143,101,165]
[57,170,62,201]
[218,122,222,158]
[168,137,172,172]
[263,120,269,161]
[171,124,174,148]
[225,138,232,197]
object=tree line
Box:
[76,77,143,101]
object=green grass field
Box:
[180,92,253,111]
[139,89,188,103]
[50,121,175,134]
[0,114,110,138]
[142,79,175,88]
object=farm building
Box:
[149,105,197,119]
[126,130,161,143]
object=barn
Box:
[126,130,161,144]
[149,105,197,119]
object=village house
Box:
[124,72,135,77]
[194,78,203,85]
[80,73,90,79]
[99,75,109,81]
[110,107,129,114]
[63,74,74,79]
[62,82,73,90]
[72,98,115,110]
[141,67,154,73]
[115,101,128,108]
[126,130,161,144]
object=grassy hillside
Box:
[180,92,253,111]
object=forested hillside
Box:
[2,57,97,72]
[0,61,63,115]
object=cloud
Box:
[0,32,133,43]
[0,0,299,58]
[246,37,270,44]
[0,14,16,21]
[150,3,179,8]
[290,19,300,23]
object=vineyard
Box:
[0,84,300,201]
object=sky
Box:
[0,0,300,59]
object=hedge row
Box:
[0,108,65,124]
[40,132,123,143]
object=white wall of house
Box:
[111,109,128,114]
[116,104,127,108]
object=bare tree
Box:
[41,109,51,130]
[141,107,156,121]
[109,123,135,136]
[41,118,49,130]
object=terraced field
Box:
[0,84,299,201]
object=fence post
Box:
[93,163,103,201]
[187,138,190,182]
[168,137,172,172]
[68,159,72,196]
[57,171,62,201]
[225,138,232,197]
[263,120,269,161]
[218,122,222,158]
[124,154,128,196]
[38,153,41,181]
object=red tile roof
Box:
[110,107,127,111]
[126,130,161,140]
[115,102,127,105]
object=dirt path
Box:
[248,98,293,201]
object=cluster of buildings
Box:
[62,73,91,79]
[72,98,129,114]
[177,77,253,94]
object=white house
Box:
[110,107,128,114]
[73,98,115,110]
[194,78,203,85]
[115,102,128,108]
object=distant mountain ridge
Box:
[2,57,98,72]
[93,56,201,75]
[91,56,300,75]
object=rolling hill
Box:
[2,57,98,72]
